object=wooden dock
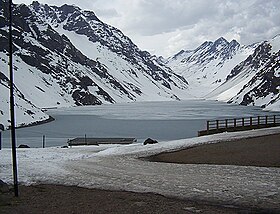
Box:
[68,137,137,146]
[198,115,280,136]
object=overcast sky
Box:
[13,0,280,57]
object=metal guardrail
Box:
[198,115,280,136]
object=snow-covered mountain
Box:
[167,36,280,110]
[1,1,279,129]
[0,1,189,129]
[209,35,280,110]
[166,37,257,97]
[0,70,50,129]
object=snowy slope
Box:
[167,37,256,97]
[0,66,50,129]
[0,2,190,104]
[1,127,280,210]
[208,35,280,111]
[0,1,190,128]
[18,1,189,105]
[167,36,280,111]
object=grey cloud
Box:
[13,0,280,56]
[124,0,279,38]
[122,0,219,35]
[95,8,120,18]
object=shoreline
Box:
[3,116,55,131]
[16,116,55,129]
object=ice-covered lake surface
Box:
[1,100,277,148]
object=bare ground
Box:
[148,133,280,167]
[0,184,255,214]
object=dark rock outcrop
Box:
[18,144,30,148]
[143,138,158,145]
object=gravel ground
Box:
[148,134,280,167]
[0,184,252,214]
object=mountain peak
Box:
[212,37,229,50]
[31,1,40,7]
[229,39,239,45]
[59,3,81,14]
[229,39,240,51]
[172,49,192,60]
[215,37,229,44]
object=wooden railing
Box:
[198,115,280,136]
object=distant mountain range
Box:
[166,35,280,111]
[0,1,279,128]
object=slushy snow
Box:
[1,127,280,210]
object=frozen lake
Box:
[1,100,276,148]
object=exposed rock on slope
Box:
[167,36,280,111]
[0,1,189,128]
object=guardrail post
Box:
[265,116,268,126]
[42,135,45,148]
[207,121,209,134]
[216,120,219,129]
[234,118,237,129]
[242,118,244,127]
[225,119,228,130]
[274,115,276,125]
[258,116,260,127]
[250,117,253,127]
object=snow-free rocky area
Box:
[1,127,280,210]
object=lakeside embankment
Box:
[148,133,280,167]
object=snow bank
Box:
[1,127,280,210]
[1,126,280,184]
